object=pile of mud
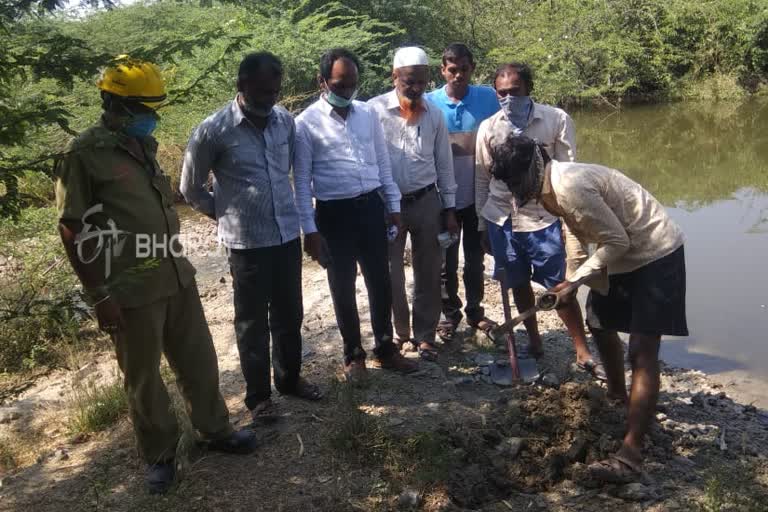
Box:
[420,379,768,510]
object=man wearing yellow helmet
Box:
[55,58,257,495]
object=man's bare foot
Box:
[575,359,608,381]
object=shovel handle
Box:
[537,275,592,311]
[498,271,521,381]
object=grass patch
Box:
[699,461,768,512]
[68,377,128,435]
[329,381,458,489]
[329,382,387,461]
[0,437,18,472]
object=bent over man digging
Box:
[487,135,688,484]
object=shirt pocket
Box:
[412,123,435,162]
[267,138,291,175]
[152,172,175,208]
[219,140,243,168]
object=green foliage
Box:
[68,376,128,434]
[0,207,84,372]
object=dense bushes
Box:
[0,207,87,372]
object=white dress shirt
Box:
[475,102,576,231]
[368,90,457,208]
[294,97,402,234]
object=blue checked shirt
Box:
[181,97,301,249]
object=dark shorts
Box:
[488,219,565,289]
[586,245,689,336]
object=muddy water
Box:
[573,100,768,406]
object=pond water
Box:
[573,100,768,406]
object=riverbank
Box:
[0,217,766,511]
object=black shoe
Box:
[207,429,258,455]
[146,461,176,495]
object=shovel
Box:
[491,274,593,384]
[491,270,540,384]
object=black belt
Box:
[401,183,435,203]
[316,188,380,206]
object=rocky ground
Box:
[0,216,767,511]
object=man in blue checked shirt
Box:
[181,52,321,423]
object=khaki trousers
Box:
[113,280,232,463]
[389,188,443,344]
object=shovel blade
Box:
[489,359,540,386]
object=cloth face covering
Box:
[124,113,158,138]
[499,95,533,133]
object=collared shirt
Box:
[367,90,457,208]
[55,119,196,309]
[294,97,401,234]
[427,85,499,209]
[541,160,684,291]
[475,103,576,231]
[180,98,300,249]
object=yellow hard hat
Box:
[97,57,167,110]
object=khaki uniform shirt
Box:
[55,120,195,308]
[475,103,576,232]
[541,160,685,293]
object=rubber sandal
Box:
[468,317,497,342]
[437,320,457,342]
[576,359,608,382]
[417,342,439,362]
[587,454,643,484]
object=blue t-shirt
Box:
[427,85,500,209]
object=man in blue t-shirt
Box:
[427,43,500,340]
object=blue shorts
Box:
[488,219,566,289]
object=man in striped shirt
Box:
[181,52,321,423]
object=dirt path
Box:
[1,218,767,511]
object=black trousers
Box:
[441,204,486,324]
[229,238,303,410]
[316,190,398,365]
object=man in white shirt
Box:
[476,63,601,378]
[294,49,418,382]
[368,47,458,361]
[487,134,687,484]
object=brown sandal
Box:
[588,454,643,484]
[468,317,497,342]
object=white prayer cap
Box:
[393,47,429,69]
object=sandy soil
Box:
[0,217,766,511]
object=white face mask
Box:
[323,81,358,108]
